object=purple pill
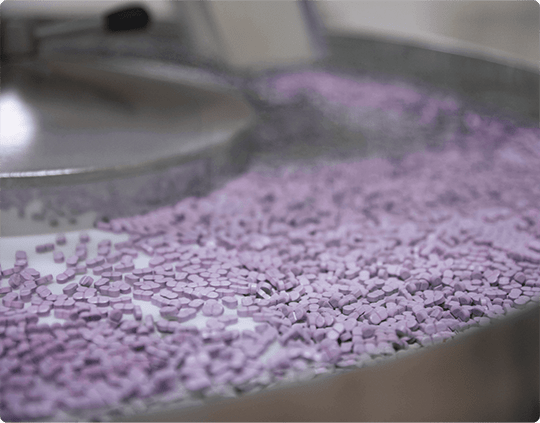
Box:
[205,291,220,301]
[55,233,67,245]
[9,299,24,309]
[514,273,526,284]
[237,306,251,318]
[149,294,167,307]
[92,266,103,276]
[367,289,385,303]
[37,304,51,316]
[450,305,470,322]
[65,268,76,279]
[15,250,27,260]
[118,284,131,294]
[8,274,22,289]
[47,294,58,302]
[20,288,32,302]
[66,255,79,267]
[177,308,196,323]
[124,274,139,285]
[160,306,179,319]
[368,312,382,325]
[160,289,178,300]
[155,320,173,333]
[23,267,40,279]
[115,262,135,273]
[35,275,51,286]
[222,296,238,309]
[0,287,12,296]
[139,291,153,301]
[2,267,14,278]
[109,309,123,323]
[149,256,166,268]
[36,287,52,299]
[102,271,122,281]
[79,275,94,287]
[104,251,122,264]
[86,257,105,268]
[211,302,226,316]
[63,298,75,309]
[509,288,522,299]
[56,273,69,284]
[53,251,65,264]
[97,239,112,249]
[108,286,120,298]
[123,303,135,314]
[35,243,55,253]
[72,292,87,302]
[219,315,238,326]
[75,264,87,274]
[133,305,143,321]
[96,296,110,307]
[514,296,530,306]
[54,309,71,320]
[189,299,204,310]
[94,278,109,289]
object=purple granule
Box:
[55,234,67,245]
[35,243,55,254]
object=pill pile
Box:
[3,125,540,420]
[2,72,540,421]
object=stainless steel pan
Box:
[1,32,538,421]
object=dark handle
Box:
[105,4,150,32]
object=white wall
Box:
[316,1,539,68]
[3,0,538,67]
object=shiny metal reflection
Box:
[0,90,37,155]
[0,58,254,188]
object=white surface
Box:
[0,202,98,237]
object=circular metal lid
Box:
[1,57,254,188]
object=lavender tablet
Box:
[175,308,196,323]
[108,309,123,323]
[222,296,238,309]
[36,243,55,253]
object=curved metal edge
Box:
[329,29,539,73]
[0,57,256,189]
[320,33,539,124]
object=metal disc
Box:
[1,57,254,188]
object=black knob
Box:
[105,4,150,32]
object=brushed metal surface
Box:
[1,57,254,188]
